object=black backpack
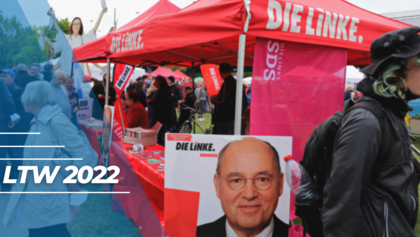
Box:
[295,100,392,237]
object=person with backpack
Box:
[317,27,420,237]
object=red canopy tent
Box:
[74,0,409,66]
[148,67,184,80]
[174,69,191,81]
[73,0,180,63]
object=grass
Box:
[67,184,142,237]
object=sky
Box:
[3,0,419,38]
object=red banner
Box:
[113,63,134,141]
[200,64,223,97]
[250,37,347,219]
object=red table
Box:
[82,126,166,226]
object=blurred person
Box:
[177,85,196,130]
[135,80,147,108]
[146,81,158,127]
[126,79,136,91]
[322,26,420,237]
[89,73,117,120]
[15,64,27,76]
[1,69,33,184]
[62,76,79,114]
[125,90,149,129]
[180,78,193,90]
[89,77,100,84]
[42,63,53,82]
[0,72,20,190]
[50,70,71,119]
[211,63,248,134]
[195,82,207,121]
[149,75,176,146]
[197,137,288,237]
[15,63,41,88]
[3,81,91,237]
[344,86,352,101]
[142,75,150,92]
[167,76,182,131]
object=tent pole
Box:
[192,62,196,134]
[234,34,246,135]
[105,57,111,106]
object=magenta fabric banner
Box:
[250,37,347,219]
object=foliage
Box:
[0,12,46,68]
[58,18,70,35]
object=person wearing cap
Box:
[167,76,183,131]
[322,26,420,237]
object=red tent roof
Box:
[148,67,183,80]
[73,0,180,63]
[174,69,191,80]
[74,0,410,66]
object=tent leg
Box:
[234,34,246,135]
[105,57,111,106]
[192,63,196,134]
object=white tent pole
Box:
[233,0,251,135]
[234,34,246,135]
[105,57,111,106]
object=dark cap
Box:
[219,63,232,73]
[168,76,175,83]
[361,26,420,75]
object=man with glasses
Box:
[196,137,289,237]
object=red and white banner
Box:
[112,63,134,141]
[200,64,223,97]
[250,37,347,219]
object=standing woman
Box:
[146,81,158,128]
[3,81,91,236]
[44,6,107,75]
[149,76,176,146]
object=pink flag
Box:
[250,38,347,219]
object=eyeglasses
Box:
[218,174,277,191]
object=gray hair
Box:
[21,81,57,108]
[16,64,27,71]
[216,139,281,175]
[30,63,41,70]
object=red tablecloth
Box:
[111,142,165,225]
[82,125,166,226]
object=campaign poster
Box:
[164,134,292,237]
[76,98,93,119]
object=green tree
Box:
[58,18,70,35]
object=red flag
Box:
[200,64,223,97]
[112,63,134,141]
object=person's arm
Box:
[322,109,381,237]
[92,8,108,34]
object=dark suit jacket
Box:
[196,214,288,237]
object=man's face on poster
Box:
[213,138,284,232]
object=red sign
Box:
[113,63,133,141]
[200,64,223,97]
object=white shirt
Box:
[226,217,274,237]
[53,29,96,76]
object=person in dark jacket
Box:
[0,77,18,190]
[149,75,176,146]
[146,80,158,128]
[211,63,248,134]
[1,69,33,182]
[15,63,41,89]
[89,75,117,120]
[42,63,53,82]
[135,80,147,109]
[167,76,183,132]
[177,85,196,130]
[322,26,420,237]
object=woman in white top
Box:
[44,7,107,75]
